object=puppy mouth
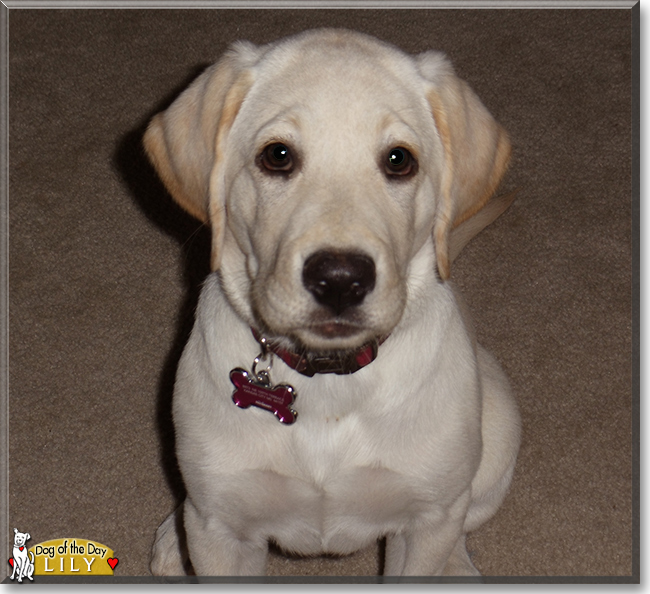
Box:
[254,310,374,352]
[309,321,364,339]
[252,306,389,375]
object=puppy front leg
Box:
[385,497,471,577]
[385,527,458,577]
[184,498,268,576]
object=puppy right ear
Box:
[143,42,258,267]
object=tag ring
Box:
[252,336,273,383]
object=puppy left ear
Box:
[418,51,511,280]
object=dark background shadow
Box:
[112,64,213,504]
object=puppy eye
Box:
[385,147,416,177]
[260,143,294,173]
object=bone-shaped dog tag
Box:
[230,368,298,424]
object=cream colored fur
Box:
[144,28,520,577]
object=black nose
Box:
[302,250,376,315]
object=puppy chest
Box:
[228,464,432,556]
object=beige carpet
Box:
[6,5,636,582]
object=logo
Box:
[8,529,118,580]
[9,529,34,583]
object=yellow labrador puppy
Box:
[144,28,520,577]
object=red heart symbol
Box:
[19,547,24,552]
[8,558,14,567]
[107,558,118,570]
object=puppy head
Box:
[144,29,509,351]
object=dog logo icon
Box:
[9,528,35,582]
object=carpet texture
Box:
[7,6,635,580]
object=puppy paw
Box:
[150,506,188,576]
[442,535,482,578]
